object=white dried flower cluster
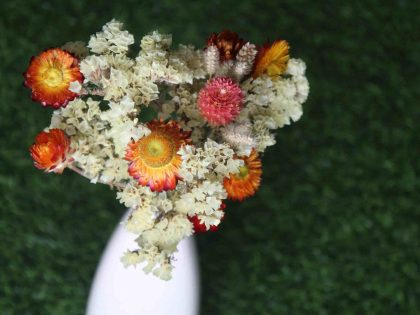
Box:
[88,19,135,54]
[174,180,226,229]
[49,97,148,184]
[238,58,309,152]
[166,85,207,144]
[178,140,244,182]
[135,31,206,86]
[221,121,256,156]
[35,20,309,280]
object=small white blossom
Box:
[88,19,134,54]
[140,31,172,51]
[80,55,109,84]
[121,251,143,267]
[68,81,82,93]
[285,58,307,77]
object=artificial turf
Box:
[1,1,419,314]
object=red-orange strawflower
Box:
[189,203,226,233]
[125,119,192,192]
[24,48,83,108]
[252,39,289,78]
[29,128,72,173]
[223,149,262,201]
[207,30,246,61]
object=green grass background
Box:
[1,1,419,314]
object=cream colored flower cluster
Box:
[239,60,309,152]
[45,20,309,280]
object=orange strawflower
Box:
[29,129,72,173]
[125,119,192,192]
[24,48,83,108]
[223,149,262,201]
[252,40,289,78]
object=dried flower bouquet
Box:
[24,20,309,280]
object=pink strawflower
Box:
[198,77,244,126]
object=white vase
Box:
[86,211,200,315]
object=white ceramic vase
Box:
[86,212,200,315]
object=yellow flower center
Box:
[147,139,166,156]
[237,165,249,179]
[138,133,175,168]
[42,67,64,87]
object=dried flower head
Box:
[125,119,191,192]
[24,48,83,108]
[29,129,72,173]
[198,77,244,126]
[252,40,289,78]
[233,42,258,80]
[223,149,262,201]
[203,45,220,75]
[221,121,256,156]
[207,30,246,61]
